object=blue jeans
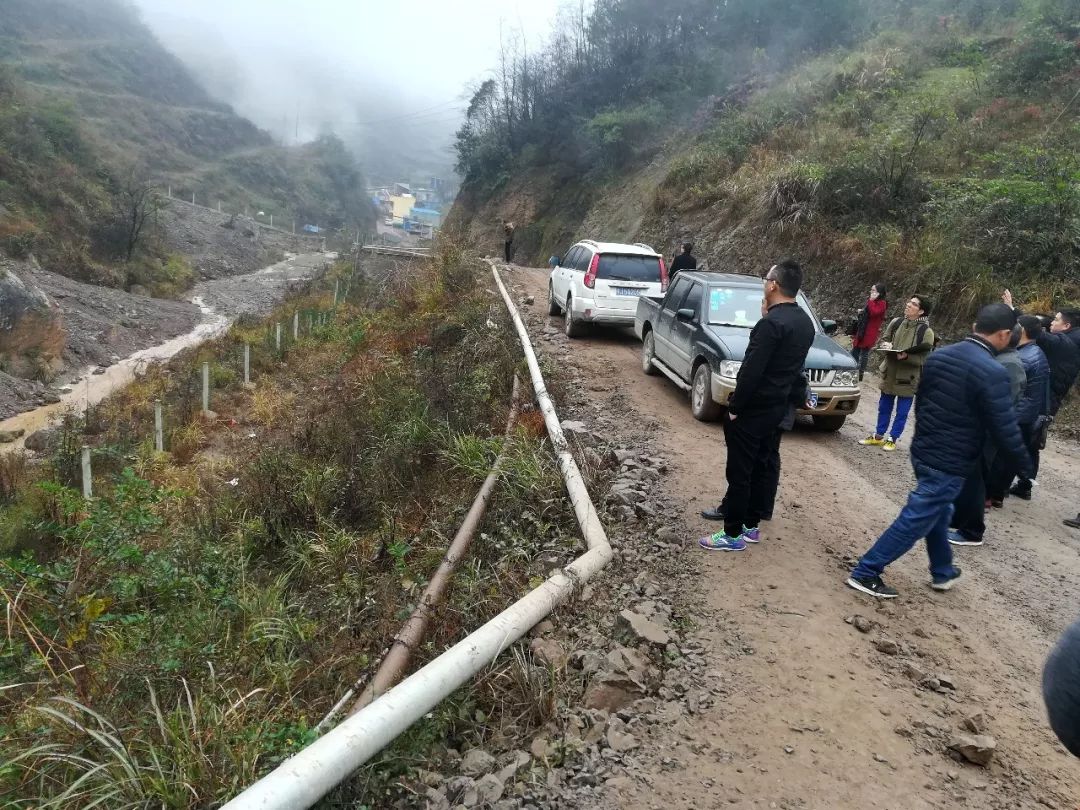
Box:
[876,393,913,439]
[851,462,964,582]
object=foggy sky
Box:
[130,0,564,179]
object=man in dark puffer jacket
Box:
[1044,617,1080,757]
[847,304,1033,599]
[1002,291,1080,500]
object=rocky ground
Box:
[157,199,319,280]
[409,263,1080,810]
[0,253,333,426]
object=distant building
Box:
[410,207,442,228]
[390,193,415,224]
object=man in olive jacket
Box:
[858,295,935,451]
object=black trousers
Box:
[952,457,987,542]
[1012,422,1042,495]
[722,413,783,538]
[988,422,1036,501]
[504,240,514,263]
[851,345,871,379]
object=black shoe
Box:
[1065,514,1080,530]
[701,504,725,521]
[846,575,899,599]
[1009,484,1032,501]
[931,567,963,591]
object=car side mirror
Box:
[821,319,838,336]
[676,308,696,322]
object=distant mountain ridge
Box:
[0,0,373,291]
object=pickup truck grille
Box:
[806,368,832,385]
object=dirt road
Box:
[508,263,1080,810]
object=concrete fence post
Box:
[293,311,299,341]
[167,185,172,198]
[333,279,339,305]
[202,362,210,415]
[218,202,222,212]
[244,344,251,385]
[276,322,282,352]
[154,400,164,452]
[270,214,274,228]
[81,446,92,499]
[192,192,196,207]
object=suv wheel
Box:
[813,414,846,431]
[691,363,722,422]
[564,295,586,338]
[641,330,658,375]
[547,283,561,315]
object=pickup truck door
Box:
[654,277,691,366]
[668,280,703,380]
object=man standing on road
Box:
[1002,291,1080,500]
[947,325,1026,547]
[669,242,698,280]
[847,303,1033,598]
[857,295,935,452]
[984,315,1049,509]
[699,259,815,552]
[503,220,516,264]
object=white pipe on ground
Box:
[221,262,613,810]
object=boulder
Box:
[615,609,670,648]
[949,734,996,766]
[459,748,496,777]
[530,637,568,669]
[0,429,25,443]
[24,427,60,453]
[0,259,65,380]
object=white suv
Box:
[547,240,668,337]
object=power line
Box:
[354,100,466,127]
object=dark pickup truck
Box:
[634,270,860,430]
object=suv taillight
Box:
[584,253,599,288]
[659,257,669,291]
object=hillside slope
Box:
[447,0,1080,332]
[0,0,373,291]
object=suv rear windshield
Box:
[597,254,662,283]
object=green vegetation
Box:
[0,248,581,806]
[454,0,1080,329]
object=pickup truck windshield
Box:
[598,254,662,283]
[706,286,818,330]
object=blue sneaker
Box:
[742,526,761,544]
[698,531,747,552]
[947,530,983,547]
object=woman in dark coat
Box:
[851,283,888,380]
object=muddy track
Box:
[504,263,1080,810]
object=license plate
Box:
[807,392,820,409]
[614,287,642,297]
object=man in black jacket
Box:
[699,259,815,551]
[669,242,698,280]
[1002,291,1080,499]
[847,303,1033,598]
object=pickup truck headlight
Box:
[719,360,742,379]
[833,369,858,387]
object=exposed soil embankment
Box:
[157,199,320,280]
